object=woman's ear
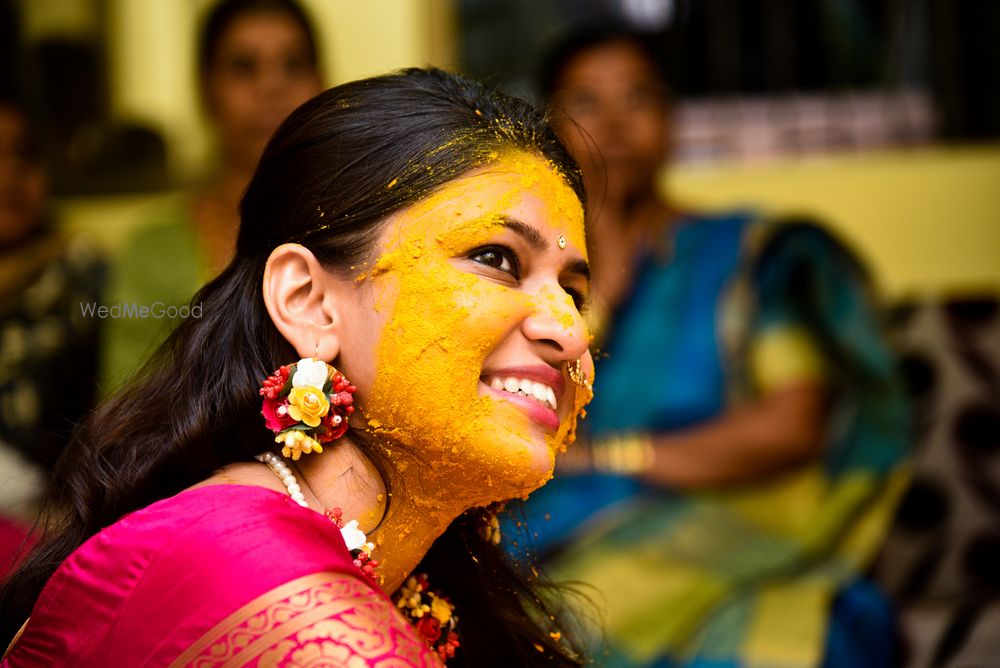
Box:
[263,244,343,360]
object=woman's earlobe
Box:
[263,243,342,360]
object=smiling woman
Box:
[0,69,594,667]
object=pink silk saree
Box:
[3,485,441,667]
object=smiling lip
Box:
[480,365,565,431]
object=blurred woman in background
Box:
[100,0,323,390]
[516,28,911,668]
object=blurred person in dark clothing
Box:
[514,28,910,668]
[0,95,103,550]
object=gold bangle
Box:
[591,433,655,475]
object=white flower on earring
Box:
[292,357,329,389]
[340,519,369,552]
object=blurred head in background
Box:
[0,97,47,246]
[198,0,323,175]
[540,29,672,207]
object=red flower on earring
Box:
[258,359,356,459]
[261,397,297,432]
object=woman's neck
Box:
[294,436,467,594]
[190,167,253,274]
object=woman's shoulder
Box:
[669,209,757,256]
[117,484,355,580]
[15,485,364,666]
[169,569,442,668]
[119,216,196,262]
[745,215,862,268]
[107,201,200,300]
[42,484,357,602]
[676,209,756,235]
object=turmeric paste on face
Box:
[360,152,592,505]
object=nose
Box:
[521,284,590,362]
[596,104,631,145]
[258,61,287,95]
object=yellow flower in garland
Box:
[276,430,323,460]
[429,593,454,624]
[396,576,431,617]
[287,386,329,427]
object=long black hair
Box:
[0,68,587,667]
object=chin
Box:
[470,432,556,506]
[507,437,558,500]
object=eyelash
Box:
[467,244,588,312]
[564,287,587,312]
[469,245,521,280]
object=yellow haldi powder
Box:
[361,152,590,505]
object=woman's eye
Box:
[221,55,256,78]
[284,55,312,76]
[469,246,520,280]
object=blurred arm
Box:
[638,380,827,489]
[573,326,830,489]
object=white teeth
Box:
[531,383,548,403]
[488,376,557,410]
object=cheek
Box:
[289,76,320,102]
[363,265,549,500]
[365,265,529,434]
[24,173,46,209]
[210,82,253,124]
[634,117,667,157]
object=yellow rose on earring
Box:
[287,386,330,427]
[276,430,324,460]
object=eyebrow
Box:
[501,217,548,252]
[501,216,591,280]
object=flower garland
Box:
[395,573,461,662]
[325,507,382,586]
[333,510,460,661]
[259,358,356,460]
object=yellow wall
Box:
[667,146,1000,299]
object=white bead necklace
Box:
[256,451,308,508]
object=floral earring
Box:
[259,357,356,460]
